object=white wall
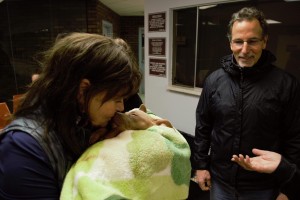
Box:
[144,0,224,135]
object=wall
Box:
[88,1,143,62]
[0,0,88,110]
[87,0,121,36]
[144,0,222,135]
[120,17,144,59]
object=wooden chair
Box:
[0,102,12,130]
[13,94,24,113]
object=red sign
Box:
[149,58,166,77]
[148,12,166,32]
[149,38,166,56]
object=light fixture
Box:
[199,5,217,10]
[202,21,216,25]
[266,19,281,24]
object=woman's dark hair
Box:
[14,33,141,157]
[227,7,269,41]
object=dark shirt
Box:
[0,131,59,199]
[124,93,143,112]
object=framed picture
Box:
[149,37,166,57]
[149,58,166,77]
[102,20,113,38]
[148,12,166,32]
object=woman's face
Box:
[77,79,125,128]
[88,92,125,128]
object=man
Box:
[194,7,300,200]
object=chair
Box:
[0,102,12,130]
[13,94,24,113]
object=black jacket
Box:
[274,157,299,199]
[194,50,300,190]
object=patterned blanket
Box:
[60,115,191,200]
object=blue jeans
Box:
[210,178,279,200]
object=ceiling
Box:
[99,0,144,16]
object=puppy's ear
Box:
[139,104,147,113]
[153,119,173,128]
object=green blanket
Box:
[60,115,191,200]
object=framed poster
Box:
[148,12,166,32]
[102,20,113,38]
[149,58,166,77]
[149,37,166,57]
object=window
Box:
[172,7,197,88]
[102,20,113,38]
[172,0,300,91]
[0,0,87,111]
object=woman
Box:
[0,33,141,199]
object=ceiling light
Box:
[199,5,217,10]
[202,21,216,25]
[266,19,281,24]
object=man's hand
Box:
[195,169,211,191]
[231,148,281,174]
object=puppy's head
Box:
[111,104,172,132]
[89,104,173,145]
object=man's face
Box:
[230,19,268,67]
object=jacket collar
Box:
[221,49,276,77]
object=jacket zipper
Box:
[239,67,244,124]
[234,67,244,190]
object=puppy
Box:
[89,104,172,144]
[61,104,191,200]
